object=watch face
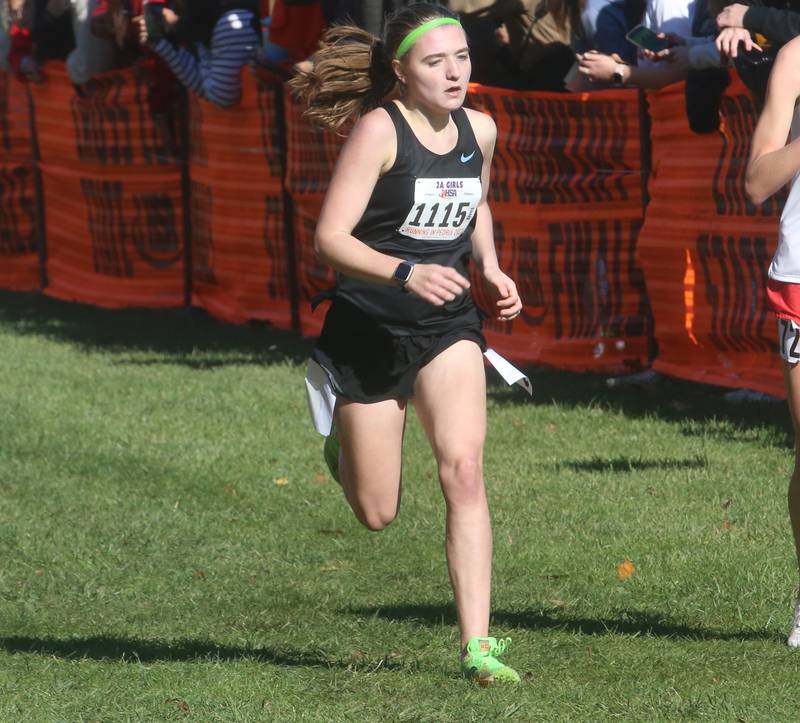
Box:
[394,262,413,284]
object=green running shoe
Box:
[461,636,520,685]
[323,425,341,485]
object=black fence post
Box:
[26,85,46,292]
[179,89,192,309]
[274,81,301,334]
[638,87,657,365]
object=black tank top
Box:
[335,102,484,335]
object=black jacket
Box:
[743,0,800,47]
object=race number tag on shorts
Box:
[779,317,800,364]
[398,177,481,240]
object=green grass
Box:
[1,289,800,721]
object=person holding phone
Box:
[576,0,693,86]
[290,3,523,684]
[745,34,800,648]
[136,0,261,107]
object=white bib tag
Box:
[305,359,336,436]
[304,347,532,437]
[484,348,533,396]
[398,177,481,241]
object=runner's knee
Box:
[439,453,484,506]
[354,505,398,531]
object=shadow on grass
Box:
[488,367,794,450]
[557,455,707,473]
[0,635,403,671]
[344,604,777,643]
[0,290,793,447]
[0,290,313,367]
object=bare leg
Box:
[412,340,491,647]
[335,397,407,531]
[782,360,800,579]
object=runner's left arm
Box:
[467,110,522,321]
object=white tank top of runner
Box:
[769,103,800,282]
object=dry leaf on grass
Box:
[165,698,190,714]
[273,477,289,486]
[617,559,635,580]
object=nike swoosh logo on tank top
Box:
[460,151,475,163]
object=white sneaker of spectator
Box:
[787,597,800,648]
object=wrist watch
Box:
[392,261,414,288]
[612,63,627,86]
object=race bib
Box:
[398,177,481,241]
[779,317,800,364]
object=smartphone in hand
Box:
[625,24,670,53]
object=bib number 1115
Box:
[398,177,480,240]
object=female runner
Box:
[291,3,522,682]
[746,35,800,646]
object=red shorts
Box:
[767,278,800,325]
[768,279,800,364]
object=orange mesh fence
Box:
[40,163,184,307]
[467,86,649,371]
[29,62,180,167]
[283,85,337,336]
[638,77,783,396]
[2,66,787,393]
[188,68,292,328]
[28,63,184,307]
[0,73,39,290]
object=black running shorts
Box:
[312,298,486,404]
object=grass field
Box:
[2,288,800,721]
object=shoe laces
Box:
[491,637,511,657]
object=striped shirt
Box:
[154,9,259,108]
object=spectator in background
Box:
[66,0,115,85]
[639,0,730,131]
[511,0,586,90]
[716,0,800,57]
[0,2,11,70]
[576,0,642,64]
[91,0,178,151]
[448,0,534,88]
[576,0,693,87]
[137,0,261,107]
[5,0,75,81]
[449,0,584,90]
[269,0,325,65]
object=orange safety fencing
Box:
[638,77,782,397]
[0,66,788,393]
[468,86,649,370]
[0,73,38,291]
[282,84,337,337]
[28,62,184,307]
[188,69,292,328]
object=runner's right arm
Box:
[314,108,471,306]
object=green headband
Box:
[395,17,462,60]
